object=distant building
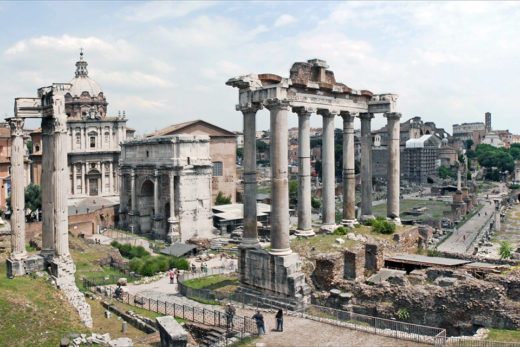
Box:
[29,53,130,203]
[481,131,505,148]
[119,135,214,242]
[403,135,442,184]
[148,120,237,204]
[485,112,492,132]
[438,138,458,167]
[373,116,449,148]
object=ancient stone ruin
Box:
[226,59,400,308]
[6,84,92,327]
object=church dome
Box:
[68,51,103,97]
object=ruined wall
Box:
[343,246,365,281]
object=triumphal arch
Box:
[227,59,401,308]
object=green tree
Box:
[499,241,514,259]
[311,196,321,209]
[7,183,41,218]
[464,139,474,150]
[396,308,410,321]
[256,140,269,153]
[289,179,298,199]
[236,147,244,161]
[215,191,232,205]
[438,165,454,179]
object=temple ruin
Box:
[227,59,400,307]
[6,83,92,327]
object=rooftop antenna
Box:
[80,47,84,60]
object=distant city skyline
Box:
[1,1,519,134]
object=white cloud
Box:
[274,14,296,28]
[121,1,215,22]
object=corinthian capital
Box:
[7,117,24,137]
[237,102,263,114]
[264,98,291,111]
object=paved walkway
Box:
[438,201,494,254]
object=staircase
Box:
[53,256,93,328]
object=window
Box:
[146,150,149,158]
[104,132,109,143]
[75,133,81,145]
[90,136,96,148]
[213,161,223,176]
[35,145,40,152]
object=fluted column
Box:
[385,112,401,224]
[359,112,374,220]
[129,168,137,232]
[168,171,179,242]
[53,106,70,257]
[152,169,162,236]
[100,162,105,195]
[7,118,26,260]
[294,107,314,236]
[266,100,291,255]
[318,109,338,231]
[81,163,86,195]
[341,112,357,226]
[72,164,77,196]
[109,162,114,194]
[240,105,261,249]
[41,117,55,258]
[118,172,127,228]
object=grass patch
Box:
[0,262,87,347]
[228,335,259,347]
[183,274,238,290]
[291,234,358,254]
[486,328,520,342]
[373,199,451,221]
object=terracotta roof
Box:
[148,119,236,138]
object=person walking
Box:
[168,269,175,284]
[225,303,236,331]
[252,310,265,335]
[275,309,283,332]
[191,263,197,273]
[175,269,181,284]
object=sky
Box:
[1,1,520,135]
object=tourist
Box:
[225,303,236,331]
[169,269,175,284]
[252,310,265,335]
[191,263,197,273]
[200,263,204,273]
[114,284,123,300]
[275,309,283,332]
[175,269,181,284]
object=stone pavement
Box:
[438,200,495,254]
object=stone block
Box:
[6,258,25,277]
[109,337,133,347]
[343,247,365,281]
[156,316,187,347]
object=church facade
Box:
[30,53,133,203]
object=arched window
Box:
[75,133,81,145]
[213,161,223,176]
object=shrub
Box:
[311,196,322,209]
[169,256,189,270]
[332,226,348,236]
[396,308,410,321]
[140,258,160,276]
[129,258,144,273]
[499,241,514,259]
[427,248,441,257]
[155,256,171,272]
[372,218,396,235]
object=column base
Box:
[320,224,337,233]
[342,219,358,228]
[388,217,402,226]
[40,249,55,263]
[294,229,316,237]
[269,247,292,256]
[6,258,25,277]
[360,215,375,223]
[239,237,261,249]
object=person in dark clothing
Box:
[252,310,265,335]
[225,303,236,331]
[275,309,283,331]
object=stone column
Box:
[385,112,401,224]
[129,168,137,232]
[240,105,261,248]
[41,117,55,258]
[100,162,105,195]
[72,164,77,196]
[118,172,127,228]
[83,127,87,151]
[53,109,70,257]
[341,112,357,226]
[318,109,338,231]
[81,163,86,195]
[109,162,114,194]
[153,169,161,236]
[359,113,374,220]
[266,100,291,255]
[7,118,27,260]
[168,171,179,242]
[294,107,314,236]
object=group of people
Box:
[190,262,209,273]
[225,303,284,336]
[168,269,181,284]
[252,309,284,335]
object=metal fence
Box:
[447,340,520,347]
[83,277,258,337]
[302,304,447,346]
